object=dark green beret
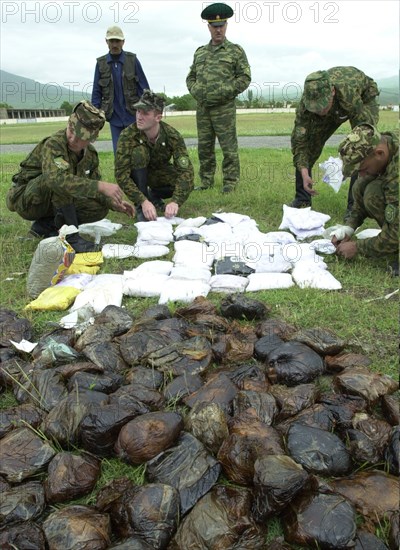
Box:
[201,3,234,26]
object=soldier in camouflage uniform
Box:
[6,101,135,252]
[186,2,251,193]
[331,124,398,273]
[115,90,194,221]
[291,66,380,219]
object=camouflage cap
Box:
[201,2,234,26]
[303,70,333,113]
[339,123,382,177]
[69,101,106,142]
[133,89,165,113]
[106,25,124,40]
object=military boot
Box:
[55,204,98,253]
[28,217,58,238]
[343,173,357,223]
[290,169,312,208]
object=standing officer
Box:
[290,66,380,220]
[186,2,251,193]
[92,25,150,154]
[115,90,194,222]
[331,123,398,274]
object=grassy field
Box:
[0,109,398,143]
[0,117,397,546]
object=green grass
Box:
[0,110,397,143]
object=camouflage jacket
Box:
[186,39,251,108]
[115,121,194,205]
[347,131,399,257]
[11,129,107,202]
[291,66,380,170]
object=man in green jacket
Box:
[290,67,380,219]
[115,90,194,222]
[6,101,135,252]
[186,2,251,193]
[331,124,398,274]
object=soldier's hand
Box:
[98,181,124,205]
[142,199,157,221]
[303,175,318,196]
[165,202,179,219]
[114,200,135,218]
[336,241,357,259]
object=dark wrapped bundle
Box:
[183,373,238,413]
[43,505,111,550]
[169,485,266,549]
[214,257,255,277]
[254,333,284,362]
[277,403,336,436]
[0,403,44,438]
[271,383,320,422]
[287,423,351,475]
[109,383,164,411]
[256,317,297,339]
[68,370,123,394]
[288,327,346,355]
[93,304,134,336]
[319,393,367,430]
[354,531,390,550]
[232,389,278,425]
[147,432,221,514]
[164,373,203,402]
[186,402,229,455]
[115,411,183,464]
[126,365,164,389]
[0,308,32,347]
[283,492,357,549]
[267,341,325,386]
[0,481,45,525]
[0,521,46,550]
[220,293,270,320]
[82,341,129,373]
[0,427,56,482]
[385,426,400,475]
[334,366,398,404]
[381,394,400,426]
[252,454,311,521]
[211,332,255,364]
[389,511,399,550]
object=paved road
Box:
[1,135,344,155]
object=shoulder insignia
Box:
[177,156,190,169]
[385,204,398,224]
[54,157,70,170]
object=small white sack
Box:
[102,244,137,259]
[158,279,210,304]
[309,239,337,255]
[70,283,123,313]
[246,273,294,291]
[133,245,170,259]
[169,266,212,283]
[319,156,344,192]
[126,260,173,277]
[123,273,170,297]
[292,265,342,290]
[79,219,122,243]
[209,274,249,293]
[249,251,292,273]
[263,231,297,245]
[56,273,94,289]
[176,216,207,228]
[173,226,203,240]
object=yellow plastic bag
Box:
[65,264,101,276]
[25,286,81,311]
[65,251,103,275]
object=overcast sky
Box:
[1,0,398,104]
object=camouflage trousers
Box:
[6,176,109,223]
[353,176,390,230]
[196,100,239,188]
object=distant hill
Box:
[0,70,88,109]
[1,70,398,108]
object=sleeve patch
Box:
[177,156,190,169]
[385,204,398,224]
[54,157,70,170]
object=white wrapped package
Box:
[133,245,170,259]
[102,244,137,259]
[242,235,283,261]
[212,240,245,261]
[209,274,249,293]
[292,265,342,290]
[232,219,259,238]
[156,216,184,225]
[263,231,297,244]
[169,266,212,283]
[70,280,123,313]
[56,273,94,289]
[309,239,337,254]
[355,228,381,239]
[123,273,170,297]
[319,156,344,192]
[85,274,124,289]
[282,242,323,267]
[176,216,207,228]
[173,240,214,267]
[126,260,173,276]
[78,219,123,243]
[158,279,210,304]
[246,273,294,291]
[280,205,331,240]
[248,251,292,273]
[173,226,203,240]
[197,222,233,242]
[211,212,251,226]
